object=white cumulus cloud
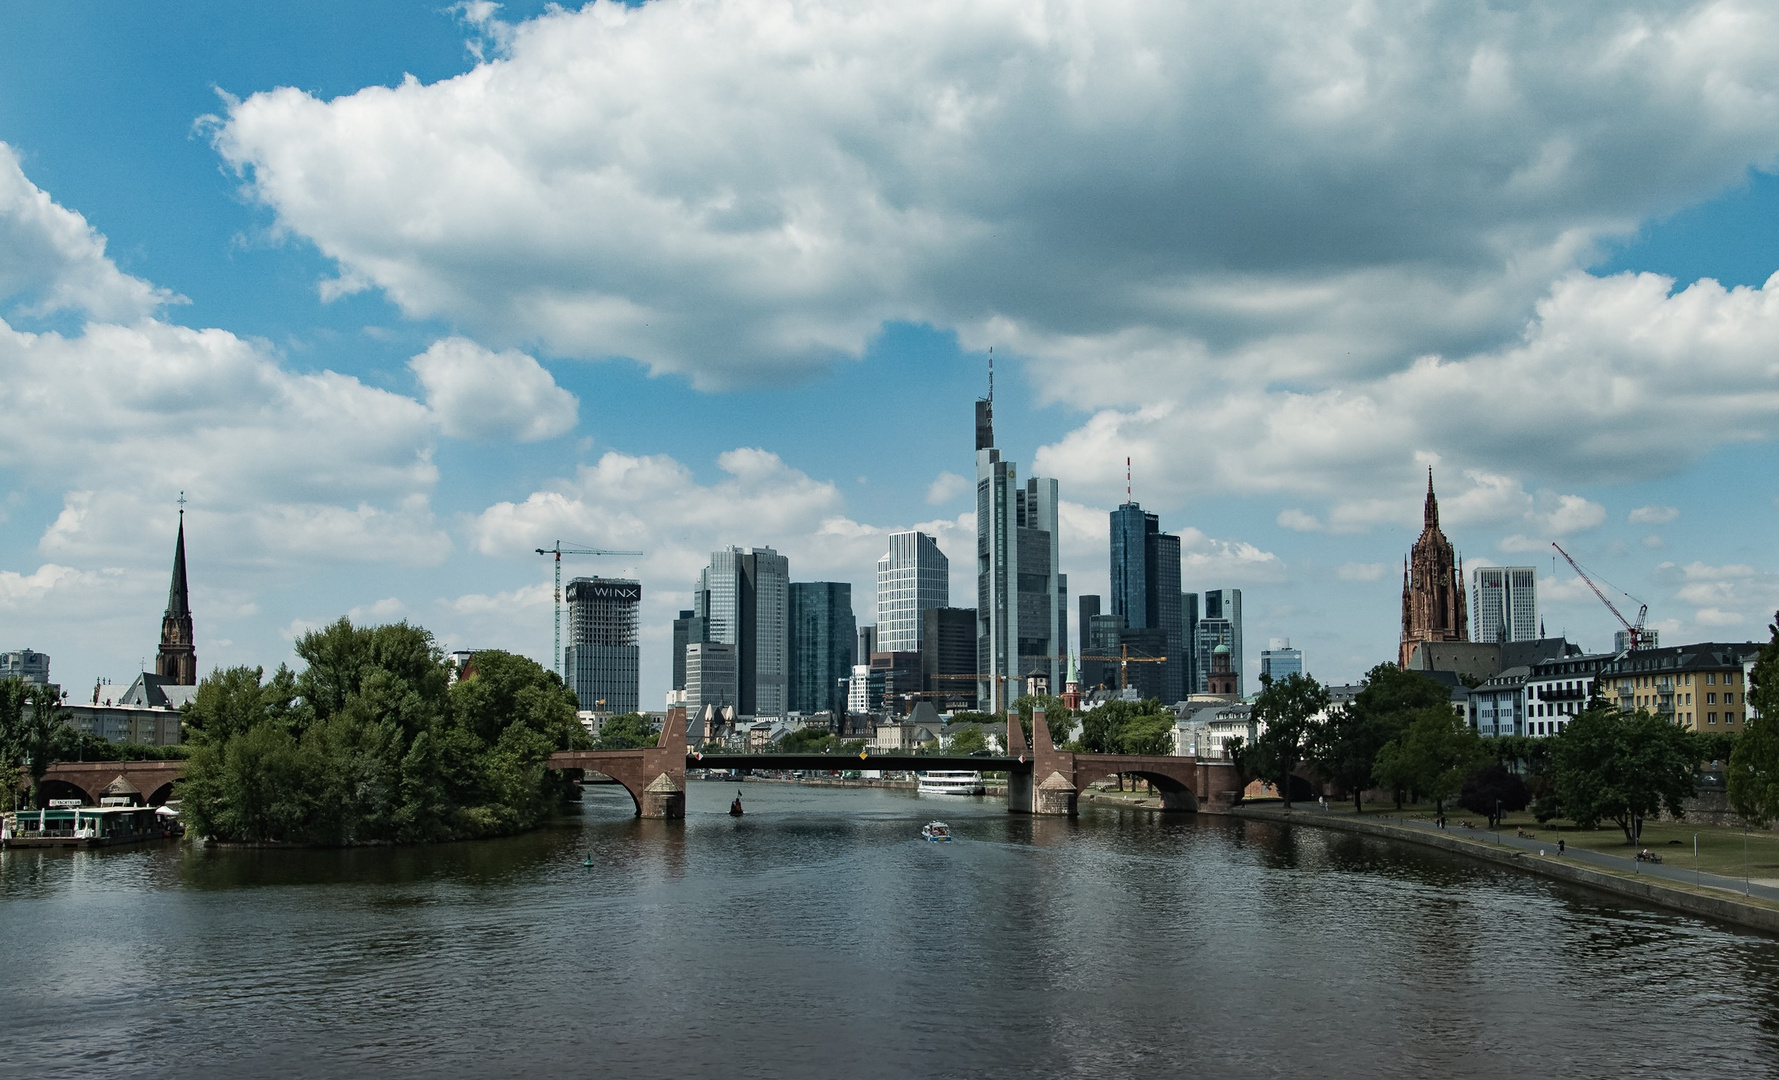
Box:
[409,337,578,442]
[1629,504,1680,524]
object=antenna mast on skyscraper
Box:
[1126,457,1131,501]
[988,346,994,405]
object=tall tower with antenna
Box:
[973,347,1067,711]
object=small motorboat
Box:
[922,821,952,842]
[730,791,744,817]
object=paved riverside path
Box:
[1254,804,1779,905]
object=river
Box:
[3,782,1778,1079]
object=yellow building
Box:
[1594,642,1763,732]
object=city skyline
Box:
[5,3,1779,712]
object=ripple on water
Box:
[3,785,1778,1079]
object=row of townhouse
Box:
[1467,641,1764,738]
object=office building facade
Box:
[0,648,50,685]
[1108,501,1184,702]
[921,606,979,711]
[1195,588,1243,698]
[562,577,641,713]
[693,547,790,717]
[788,582,856,716]
[1473,566,1538,644]
[1259,638,1303,682]
[685,642,738,716]
[975,396,1066,713]
[1182,592,1201,694]
[876,532,949,653]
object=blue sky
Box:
[4,0,1778,708]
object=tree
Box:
[1459,764,1530,827]
[1250,673,1330,808]
[1728,612,1779,826]
[1373,706,1487,816]
[1546,704,1702,843]
[0,680,61,809]
[1013,694,1073,746]
[1313,664,1455,811]
[594,713,657,750]
[945,725,989,755]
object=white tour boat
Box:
[917,770,986,796]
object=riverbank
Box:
[1232,803,1779,935]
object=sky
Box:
[4,0,1779,708]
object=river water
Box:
[3,782,1778,1079]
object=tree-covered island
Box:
[179,618,590,845]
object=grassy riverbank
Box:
[1235,803,1779,935]
[1300,801,1779,886]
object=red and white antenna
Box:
[1126,457,1132,501]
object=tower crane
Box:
[1551,542,1648,652]
[1077,646,1169,694]
[534,541,644,678]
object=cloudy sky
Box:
[4,0,1779,706]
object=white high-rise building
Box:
[974,396,1067,714]
[876,531,949,654]
[1472,566,1538,644]
[1259,638,1303,682]
[693,546,789,717]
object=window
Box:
[1727,713,1738,724]
[1707,673,1716,685]
[1725,692,1735,705]
[1708,713,1717,724]
[1707,693,1716,705]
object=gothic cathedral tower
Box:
[156,503,197,685]
[1398,472,1468,668]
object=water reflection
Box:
[2,785,1777,1079]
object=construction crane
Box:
[1551,542,1648,651]
[1080,645,1168,693]
[534,541,644,678]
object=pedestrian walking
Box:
[1558,838,1565,855]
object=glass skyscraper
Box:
[1259,637,1303,682]
[875,531,948,653]
[975,396,1066,711]
[1195,588,1243,698]
[788,581,856,715]
[1109,501,1184,702]
[692,547,789,717]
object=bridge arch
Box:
[1075,767,1198,812]
[33,778,95,806]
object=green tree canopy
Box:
[1373,706,1487,816]
[0,678,59,810]
[1013,693,1073,746]
[1545,703,1702,843]
[1077,698,1168,755]
[180,622,590,845]
[1728,612,1779,826]
[945,725,989,755]
[1459,763,1530,827]
[594,713,658,750]
[1250,673,1330,808]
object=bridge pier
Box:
[640,772,685,820]
[1035,772,1077,816]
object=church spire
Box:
[166,504,190,619]
[1423,469,1439,529]
[156,495,197,686]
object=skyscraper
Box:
[975,392,1066,712]
[1472,566,1538,644]
[156,506,196,686]
[1195,588,1243,698]
[563,576,640,713]
[789,582,856,715]
[1182,592,1200,694]
[1109,501,1184,702]
[876,531,949,653]
[670,609,698,692]
[1260,637,1303,681]
[693,546,789,717]
[921,607,978,711]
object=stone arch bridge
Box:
[548,707,1242,819]
[33,760,185,808]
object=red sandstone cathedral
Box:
[1399,472,1468,668]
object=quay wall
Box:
[1232,805,1779,936]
